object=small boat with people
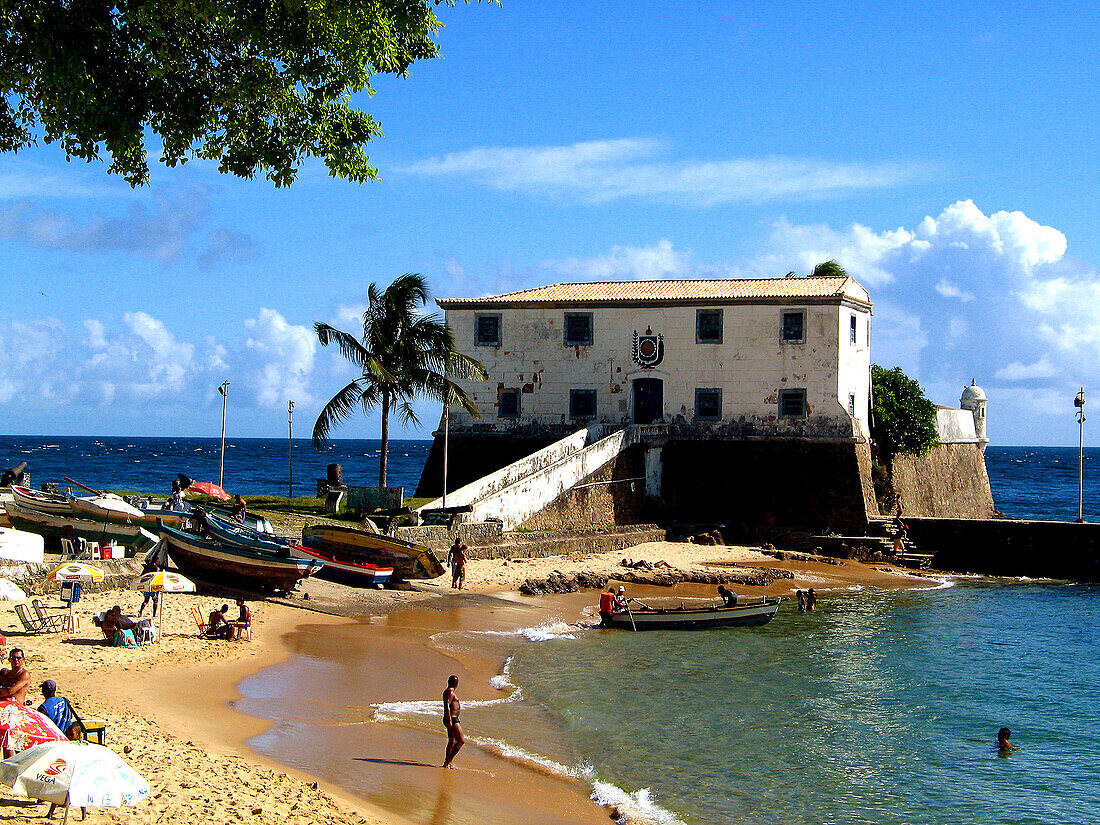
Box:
[158,521,324,592]
[301,523,444,580]
[602,594,782,630]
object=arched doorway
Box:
[633,377,663,424]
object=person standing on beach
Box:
[449,539,467,590]
[442,675,464,767]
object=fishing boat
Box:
[301,524,444,580]
[158,522,323,592]
[9,485,73,516]
[203,513,393,588]
[69,493,144,522]
[2,501,159,553]
[603,596,782,630]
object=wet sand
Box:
[2,541,943,825]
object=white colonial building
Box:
[438,273,873,440]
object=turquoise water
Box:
[508,583,1099,824]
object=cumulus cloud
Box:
[760,200,1096,440]
[403,139,917,206]
[244,308,317,408]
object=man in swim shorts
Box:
[442,674,463,767]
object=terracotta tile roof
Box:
[438,276,871,308]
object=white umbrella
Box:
[46,564,104,633]
[129,570,195,642]
[0,578,27,601]
[0,740,149,823]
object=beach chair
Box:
[191,605,210,636]
[14,603,62,634]
[31,599,64,627]
[234,622,252,642]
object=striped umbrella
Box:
[46,564,104,583]
[129,571,196,642]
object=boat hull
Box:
[10,486,73,517]
[604,599,781,630]
[3,502,158,553]
[301,524,444,580]
[158,523,322,593]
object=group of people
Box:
[93,605,153,648]
[206,599,252,641]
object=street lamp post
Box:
[1075,388,1086,522]
[288,400,295,499]
[217,380,230,489]
[441,401,450,510]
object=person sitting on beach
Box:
[231,495,247,523]
[0,649,31,756]
[613,586,629,613]
[448,539,467,590]
[442,675,463,768]
[230,599,252,638]
[108,606,139,648]
[38,680,81,741]
[599,586,616,626]
[207,605,234,640]
[717,585,738,607]
[996,727,1019,753]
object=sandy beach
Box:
[0,541,942,825]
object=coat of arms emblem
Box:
[632,327,664,369]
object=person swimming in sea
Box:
[996,727,1019,753]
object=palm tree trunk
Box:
[379,387,389,488]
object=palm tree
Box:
[811,260,847,278]
[312,273,487,487]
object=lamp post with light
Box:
[1075,388,1086,522]
[288,400,295,499]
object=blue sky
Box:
[2,2,1098,445]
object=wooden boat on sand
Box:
[2,501,159,553]
[158,522,323,592]
[10,485,73,516]
[603,596,781,630]
[301,524,444,580]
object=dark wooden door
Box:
[633,378,663,424]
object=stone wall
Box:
[659,439,877,532]
[890,443,995,519]
[516,445,652,531]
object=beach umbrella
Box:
[129,571,195,642]
[184,481,231,501]
[0,579,27,601]
[46,564,104,583]
[0,739,149,823]
[46,564,104,631]
[0,700,66,755]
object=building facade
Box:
[438,274,873,440]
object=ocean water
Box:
[236,582,1099,825]
[0,435,431,497]
[0,438,1093,519]
[502,582,1100,824]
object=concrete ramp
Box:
[418,427,639,531]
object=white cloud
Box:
[403,139,917,206]
[123,311,195,392]
[244,308,317,408]
[995,357,1057,381]
[935,279,975,301]
[542,239,698,280]
[758,199,1097,440]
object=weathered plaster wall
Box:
[516,445,651,531]
[660,440,876,532]
[415,429,563,497]
[890,443,995,519]
[417,428,590,513]
[443,301,870,434]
